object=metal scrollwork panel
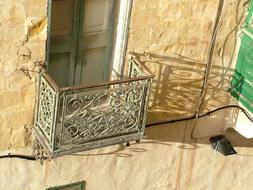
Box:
[35,74,57,145]
[129,59,143,78]
[54,82,148,151]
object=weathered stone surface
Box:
[28,17,47,37]
[0,90,21,110]
[12,127,30,148]
[0,0,252,190]
[7,109,34,130]
[17,46,32,62]
[20,84,36,109]
[0,114,3,126]
[0,0,46,150]
[127,0,245,123]
[0,128,12,151]
[1,121,253,190]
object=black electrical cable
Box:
[0,153,36,161]
[1,105,252,160]
[146,105,253,128]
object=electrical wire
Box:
[146,104,253,128]
[1,1,251,161]
[202,0,248,108]
[0,153,36,161]
[1,105,252,160]
[191,0,250,139]
[195,0,225,118]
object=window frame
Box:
[44,0,133,79]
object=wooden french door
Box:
[47,0,118,87]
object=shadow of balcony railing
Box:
[128,53,253,148]
[131,52,236,125]
[33,53,153,157]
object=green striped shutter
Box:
[230,1,253,113]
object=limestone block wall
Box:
[127,0,246,124]
[2,121,253,190]
[1,0,253,190]
[0,0,247,151]
[0,0,47,150]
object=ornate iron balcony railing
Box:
[33,54,153,157]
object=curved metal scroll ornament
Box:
[34,53,152,156]
[57,83,146,148]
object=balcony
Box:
[33,53,153,157]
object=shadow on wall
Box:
[68,49,253,159]
[68,117,253,159]
[145,119,253,148]
[135,52,236,124]
[68,122,253,159]
[135,52,253,148]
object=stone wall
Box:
[127,0,246,124]
[1,0,253,190]
[2,121,253,190]
[0,0,47,150]
[0,0,247,151]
